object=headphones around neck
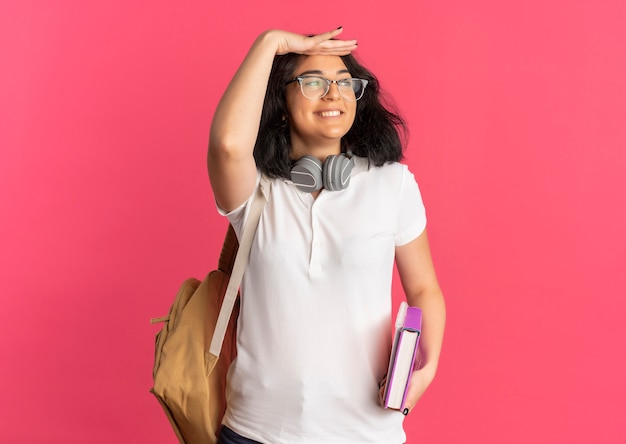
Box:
[290,151,355,193]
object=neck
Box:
[290,140,342,162]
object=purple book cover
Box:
[403,306,422,332]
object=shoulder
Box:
[353,156,408,174]
[353,156,414,188]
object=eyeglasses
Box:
[287,76,369,101]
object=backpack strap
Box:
[209,176,271,356]
[218,224,238,275]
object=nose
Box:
[324,81,341,100]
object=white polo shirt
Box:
[220,156,426,444]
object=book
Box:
[382,302,422,411]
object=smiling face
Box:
[285,55,357,161]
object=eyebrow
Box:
[297,69,351,77]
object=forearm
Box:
[209,30,279,160]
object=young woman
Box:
[208,27,446,444]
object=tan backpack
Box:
[150,182,268,444]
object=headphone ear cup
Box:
[290,155,323,192]
[323,154,355,191]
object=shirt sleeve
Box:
[394,165,427,246]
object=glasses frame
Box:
[287,75,369,101]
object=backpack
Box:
[150,182,268,444]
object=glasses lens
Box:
[300,76,327,99]
[338,79,367,101]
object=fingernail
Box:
[337,26,343,29]
[402,408,409,415]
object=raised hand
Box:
[272,27,358,56]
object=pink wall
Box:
[2,1,625,442]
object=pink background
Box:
[2,0,625,442]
